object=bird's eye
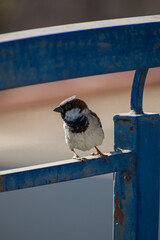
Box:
[65,104,72,111]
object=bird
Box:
[53,96,108,163]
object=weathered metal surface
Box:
[113,113,160,240]
[0,16,160,90]
[114,197,124,224]
[0,15,160,240]
[130,68,148,113]
[0,150,133,192]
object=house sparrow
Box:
[53,96,108,163]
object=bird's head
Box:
[53,96,89,121]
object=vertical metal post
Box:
[113,113,160,240]
[113,69,160,239]
[113,114,137,240]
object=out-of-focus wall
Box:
[0,0,160,33]
[0,69,159,111]
[0,0,160,111]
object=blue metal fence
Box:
[0,15,160,240]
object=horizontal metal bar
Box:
[0,16,160,90]
[0,150,134,192]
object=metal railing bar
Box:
[1,16,160,43]
[0,150,133,192]
[0,16,160,90]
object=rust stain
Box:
[154,43,160,51]
[130,126,134,131]
[97,42,109,48]
[115,118,132,124]
[2,49,7,57]
[114,197,124,224]
[40,40,46,48]
[0,176,5,192]
[124,175,132,181]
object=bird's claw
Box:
[91,152,109,164]
[72,155,87,162]
[100,153,109,164]
[91,152,96,156]
[91,147,109,164]
[81,157,87,162]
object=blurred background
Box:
[0,1,160,240]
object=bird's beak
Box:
[53,105,63,113]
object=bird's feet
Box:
[72,155,87,162]
[100,153,109,164]
[72,150,87,162]
[91,146,109,164]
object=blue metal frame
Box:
[0,15,160,240]
[0,150,132,192]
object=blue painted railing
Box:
[0,15,160,240]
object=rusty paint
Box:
[124,175,132,181]
[114,197,124,224]
[40,40,46,48]
[2,49,7,57]
[0,176,5,192]
[115,118,132,124]
[153,43,160,51]
[97,42,109,48]
[130,126,134,131]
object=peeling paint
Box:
[97,42,109,48]
[130,126,134,131]
[153,42,160,51]
[115,118,132,124]
[114,197,124,224]
[2,49,7,57]
[124,175,132,181]
[0,176,5,192]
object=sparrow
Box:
[53,96,108,163]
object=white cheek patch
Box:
[65,108,81,122]
[81,108,89,115]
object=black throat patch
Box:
[65,115,89,133]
